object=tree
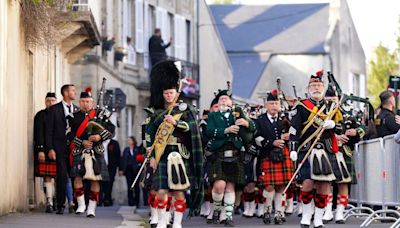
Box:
[367,45,399,107]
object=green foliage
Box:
[367,44,399,107]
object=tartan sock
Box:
[224,192,235,220]
[327,193,333,204]
[242,192,255,202]
[204,192,212,202]
[74,187,84,198]
[300,191,314,204]
[337,195,348,207]
[154,196,168,209]
[88,191,99,202]
[212,191,224,212]
[314,194,328,209]
[174,199,187,213]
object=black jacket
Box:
[376,108,400,138]
[34,109,47,155]
[254,114,285,160]
[106,139,121,172]
[121,147,141,174]
[45,102,78,156]
[149,35,170,63]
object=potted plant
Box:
[114,46,127,61]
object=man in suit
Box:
[100,138,121,206]
[148,28,173,66]
[45,84,78,214]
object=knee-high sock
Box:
[44,182,54,205]
[262,190,275,213]
[212,191,224,212]
[224,192,235,220]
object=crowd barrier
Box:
[345,135,400,227]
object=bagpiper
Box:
[288,71,342,228]
[206,83,256,226]
[253,90,294,225]
[70,90,115,217]
[145,60,203,228]
[322,84,365,224]
[34,92,58,213]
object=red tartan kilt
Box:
[36,160,57,177]
[258,147,295,186]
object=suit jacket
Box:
[106,139,121,173]
[254,114,285,160]
[34,109,47,155]
[45,101,78,157]
[121,147,141,174]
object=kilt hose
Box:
[35,159,57,177]
[258,147,294,187]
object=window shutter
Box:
[135,0,144,53]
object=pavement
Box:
[0,205,395,228]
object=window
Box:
[186,20,191,62]
[125,106,135,138]
[174,15,187,60]
[135,0,144,53]
[156,7,171,56]
[123,0,136,65]
[144,4,155,69]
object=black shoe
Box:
[68,206,75,214]
[220,219,226,224]
[234,207,241,215]
[300,224,310,228]
[263,213,272,225]
[150,224,157,228]
[224,218,234,227]
[212,210,220,224]
[323,218,333,224]
[274,212,284,225]
[335,220,345,224]
[56,207,64,215]
[45,204,53,213]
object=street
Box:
[0,206,392,228]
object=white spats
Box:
[335,204,345,223]
[300,203,313,226]
[156,208,167,228]
[86,200,97,217]
[76,195,86,214]
[314,207,325,227]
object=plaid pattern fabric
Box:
[36,160,57,177]
[148,106,204,216]
[258,147,294,186]
[208,157,245,186]
[343,152,357,184]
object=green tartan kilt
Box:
[344,152,357,184]
[152,150,191,190]
[208,157,245,186]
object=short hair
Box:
[154,28,161,34]
[60,84,74,97]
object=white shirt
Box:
[62,100,74,117]
[267,113,278,123]
[102,139,111,165]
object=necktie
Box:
[67,105,71,113]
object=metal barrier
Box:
[345,135,400,227]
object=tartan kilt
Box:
[244,158,257,184]
[209,157,245,186]
[35,160,57,178]
[297,149,340,181]
[70,151,110,182]
[152,150,191,190]
[344,152,357,184]
[258,147,294,187]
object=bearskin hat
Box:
[149,60,182,109]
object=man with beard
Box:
[289,71,342,228]
[206,84,256,226]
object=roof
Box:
[209,3,330,98]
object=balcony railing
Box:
[72,3,90,12]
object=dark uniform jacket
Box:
[289,98,342,152]
[376,108,400,138]
[70,110,115,155]
[34,109,48,155]
[254,113,285,160]
[206,110,256,151]
[149,35,171,65]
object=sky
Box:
[206,0,400,62]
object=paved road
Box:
[0,206,394,228]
